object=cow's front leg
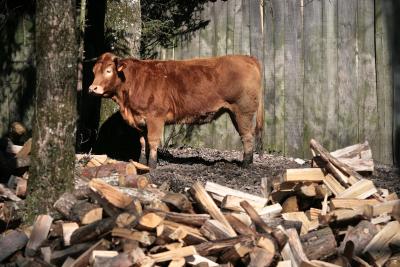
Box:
[146,118,165,169]
[139,135,147,165]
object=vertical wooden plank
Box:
[394,0,400,166]
[249,0,264,152]
[337,0,358,147]
[225,0,242,149]
[272,0,285,154]
[375,0,394,164]
[357,0,379,161]
[241,0,251,55]
[322,0,338,152]
[212,0,229,150]
[263,0,276,152]
[284,0,303,158]
[233,0,243,55]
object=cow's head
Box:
[88,52,127,97]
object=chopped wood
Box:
[371,214,391,224]
[137,212,165,230]
[150,245,197,263]
[284,168,327,182]
[168,257,185,267]
[89,179,133,208]
[330,198,380,210]
[90,250,118,263]
[276,260,292,267]
[195,235,254,256]
[190,182,236,237]
[282,212,318,235]
[51,242,94,265]
[146,209,210,227]
[221,195,267,212]
[70,239,110,267]
[62,222,79,246]
[162,192,194,213]
[205,181,268,204]
[200,219,232,240]
[363,221,400,262]
[88,190,121,217]
[14,177,27,197]
[112,228,155,246]
[119,174,149,189]
[25,214,53,256]
[336,179,377,199]
[323,174,346,196]
[130,160,150,172]
[300,227,337,260]
[185,255,218,266]
[0,183,22,202]
[261,177,270,199]
[339,220,378,256]
[157,221,207,245]
[282,196,299,213]
[70,217,116,245]
[248,246,274,267]
[285,228,309,266]
[71,201,103,224]
[115,212,137,228]
[0,230,28,262]
[54,192,78,218]
[225,213,256,236]
[16,138,31,158]
[365,199,400,217]
[258,203,283,216]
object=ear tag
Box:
[117,65,124,72]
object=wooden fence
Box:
[159,0,398,164]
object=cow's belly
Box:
[166,107,228,125]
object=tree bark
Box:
[26,0,78,218]
[100,0,142,126]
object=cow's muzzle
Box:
[88,84,105,95]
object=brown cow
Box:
[89,52,263,169]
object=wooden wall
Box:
[159,0,398,164]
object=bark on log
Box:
[248,246,274,267]
[70,217,116,245]
[71,201,102,224]
[53,193,79,218]
[200,220,233,240]
[0,230,28,262]
[339,220,378,256]
[300,227,337,260]
[25,215,53,256]
[146,208,210,227]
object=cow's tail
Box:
[255,60,264,156]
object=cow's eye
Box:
[106,69,112,74]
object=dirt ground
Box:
[151,147,400,195]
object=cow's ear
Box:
[117,62,127,72]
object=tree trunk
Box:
[26,0,78,219]
[100,0,142,126]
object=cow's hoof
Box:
[242,153,253,168]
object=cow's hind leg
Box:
[146,118,165,169]
[230,111,255,167]
[139,135,147,165]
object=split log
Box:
[25,215,53,257]
[282,196,299,213]
[70,217,116,245]
[89,179,133,208]
[157,221,207,245]
[0,230,28,262]
[385,253,400,267]
[71,201,102,224]
[258,203,283,216]
[190,182,236,237]
[339,221,378,256]
[195,235,254,256]
[130,160,150,172]
[276,261,292,267]
[330,141,374,172]
[115,212,137,228]
[51,242,94,265]
[137,212,165,230]
[88,190,121,217]
[62,222,79,246]
[0,184,21,202]
[168,258,185,267]
[282,212,318,235]
[200,220,233,240]
[240,200,286,248]
[150,245,197,263]
[330,198,380,210]
[205,181,268,204]
[323,175,345,196]
[284,168,327,182]
[363,221,400,262]
[54,193,78,218]
[185,255,218,266]
[225,213,256,236]
[336,179,377,199]
[15,178,27,197]
[365,200,400,217]
[221,195,267,212]
[220,242,253,264]
[70,239,110,267]
[112,228,155,246]
[248,246,274,267]
[16,138,31,158]
[285,228,309,266]
[146,209,210,227]
[300,227,337,260]
[90,250,119,265]
[261,177,271,199]
[79,162,126,179]
[310,139,366,183]
[162,192,194,213]
[119,174,149,189]
[41,246,52,263]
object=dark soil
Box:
[150,147,400,196]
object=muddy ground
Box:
[151,147,400,196]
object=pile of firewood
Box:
[0,138,399,267]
